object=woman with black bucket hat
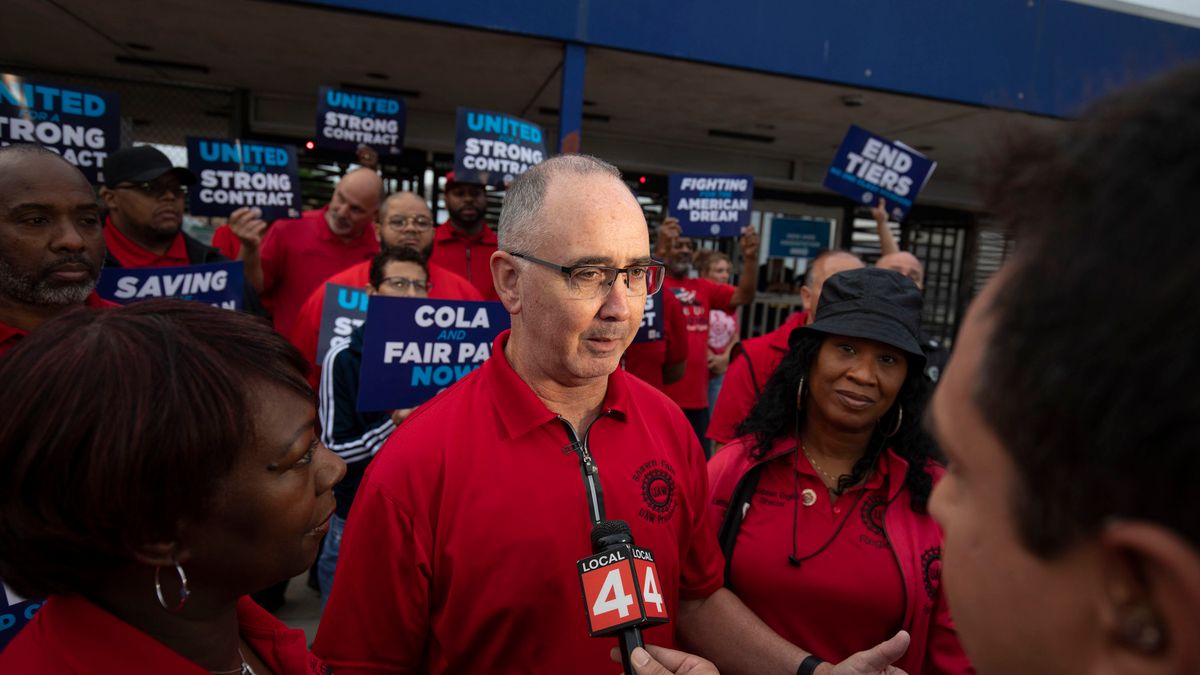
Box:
[707,267,972,674]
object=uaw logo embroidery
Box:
[922,546,942,600]
[861,495,887,537]
[633,459,678,524]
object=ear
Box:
[131,540,192,568]
[799,284,814,314]
[98,186,118,210]
[1096,520,1200,674]
[491,250,522,315]
[373,221,383,244]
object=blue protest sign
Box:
[823,125,936,221]
[454,107,547,187]
[668,173,754,237]
[768,217,832,259]
[186,137,301,221]
[358,298,511,411]
[0,583,41,651]
[316,283,369,365]
[633,293,665,343]
[0,74,119,184]
[96,261,245,310]
[315,86,406,156]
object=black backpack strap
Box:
[739,349,762,397]
[718,461,768,589]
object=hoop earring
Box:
[882,406,903,438]
[796,377,806,411]
[155,561,190,612]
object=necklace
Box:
[210,649,256,675]
[802,445,842,488]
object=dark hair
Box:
[737,330,935,512]
[977,65,1200,557]
[369,246,428,289]
[0,300,312,598]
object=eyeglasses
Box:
[378,276,430,293]
[510,252,665,299]
[115,182,186,199]
[384,215,435,231]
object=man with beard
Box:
[0,144,112,357]
[288,191,481,385]
[229,167,383,336]
[657,216,758,454]
[429,171,499,300]
[98,146,264,315]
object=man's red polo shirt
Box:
[314,330,724,674]
[103,216,190,267]
[623,290,688,390]
[288,260,483,384]
[260,207,380,337]
[661,277,736,410]
[708,310,807,444]
[428,221,499,301]
[0,293,115,358]
[0,594,328,673]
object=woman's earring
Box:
[796,377,806,410]
[882,406,903,438]
[155,560,190,612]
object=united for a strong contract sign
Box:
[454,107,546,187]
[186,137,301,221]
[0,74,119,183]
[316,86,405,156]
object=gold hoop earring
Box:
[882,406,903,438]
[796,377,806,410]
[155,561,190,612]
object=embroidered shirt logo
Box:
[633,459,678,524]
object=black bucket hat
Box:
[792,267,926,371]
[103,145,197,187]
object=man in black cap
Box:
[99,145,264,314]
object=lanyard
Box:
[558,414,611,525]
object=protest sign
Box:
[668,173,754,237]
[186,137,301,221]
[823,125,936,220]
[0,74,119,183]
[96,261,244,310]
[315,86,405,155]
[633,293,665,343]
[454,107,546,187]
[316,283,369,365]
[358,298,510,411]
[768,217,832,259]
[0,583,41,651]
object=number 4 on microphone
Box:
[577,545,669,636]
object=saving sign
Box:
[96,261,244,310]
[822,125,936,221]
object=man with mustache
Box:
[98,146,264,315]
[287,190,482,385]
[0,144,112,357]
[229,167,383,336]
[429,171,500,300]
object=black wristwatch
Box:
[797,655,825,675]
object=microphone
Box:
[577,519,669,675]
[591,521,645,675]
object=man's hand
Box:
[737,225,759,261]
[390,407,415,426]
[871,198,889,228]
[228,207,269,252]
[820,631,910,675]
[707,348,732,376]
[611,645,720,675]
[655,217,683,259]
[356,144,380,170]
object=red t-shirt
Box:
[428,221,500,301]
[313,330,724,674]
[709,438,904,663]
[0,594,329,674]
[623,290,688,390]
[260,207,380,337]
[289,260,483,385]
[0,293,116,358]
[661,277,736,409]
[103,216,190,267]
[708,311,807,444]
[210,223,242,260]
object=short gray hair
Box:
[498,154,624,254]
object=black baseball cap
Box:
[104,146,196,187]
[793,267,926,370]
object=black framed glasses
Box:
[510,252,665,299]
[115,181,186,199]
[378,276,431,293]
[384,214,435,231]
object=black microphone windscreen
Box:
[591,519,634,551]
